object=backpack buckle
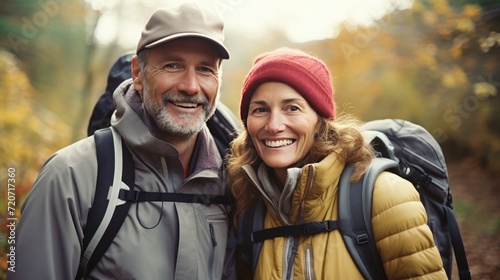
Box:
[305,220,338,235]
[356,233,369,244]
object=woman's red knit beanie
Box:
[240,47,335,124]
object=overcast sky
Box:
[91,0,413,48]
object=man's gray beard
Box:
[142,81,217,139]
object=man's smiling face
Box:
[133,37,221,138]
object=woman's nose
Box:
[265,112,285,133]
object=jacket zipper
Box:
[209,223,218,246]
[282,166,315,279]
[300,165,315,221]
[161,157,175,193]
[284,165,315,279]
[208,223,217,280]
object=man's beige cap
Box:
[136,3,230,59]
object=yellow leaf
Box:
[455,18,475,33]
[441,67,468,88]
[462,4,482,19]
[474,82,497,99]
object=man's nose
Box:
[177,69,200,95]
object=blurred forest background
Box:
[1,0,499,278]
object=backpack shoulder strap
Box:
[338,157,397,280]
[250,199,266,273]
[238,198,266,276]
[446,205,472,280]
[77,127,135,279]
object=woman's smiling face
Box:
[247,82,320,172]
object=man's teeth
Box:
[174,102,197,108]
[265,139,293,148]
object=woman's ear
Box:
[131,55,143,94]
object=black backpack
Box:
[77,53,239,279]
[239,119,471,280]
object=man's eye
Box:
[199,67,215,74]
[164,63,179,69]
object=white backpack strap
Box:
[78,127,127,277]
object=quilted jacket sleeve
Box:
[371,172,447,280]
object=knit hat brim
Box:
[240,48,335,124]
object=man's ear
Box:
[131,55,143,94]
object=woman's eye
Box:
[289,105,300,111]
[252,107,267,114]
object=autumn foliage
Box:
[0,51,71,278]
[306,0,500,168]
[0,0,498,278]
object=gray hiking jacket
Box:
[8,80,236,280]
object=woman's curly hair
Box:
[226,113,375,228]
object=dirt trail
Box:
[447,158,500,280]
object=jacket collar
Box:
[242,152,346,224]
[242,163,302,225]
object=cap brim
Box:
[144,32,230,59]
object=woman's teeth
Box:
[265,139,293,148]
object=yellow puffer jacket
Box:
[250,152,447,280]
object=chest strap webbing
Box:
[251,220,338,243]
[118,189,231,205]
